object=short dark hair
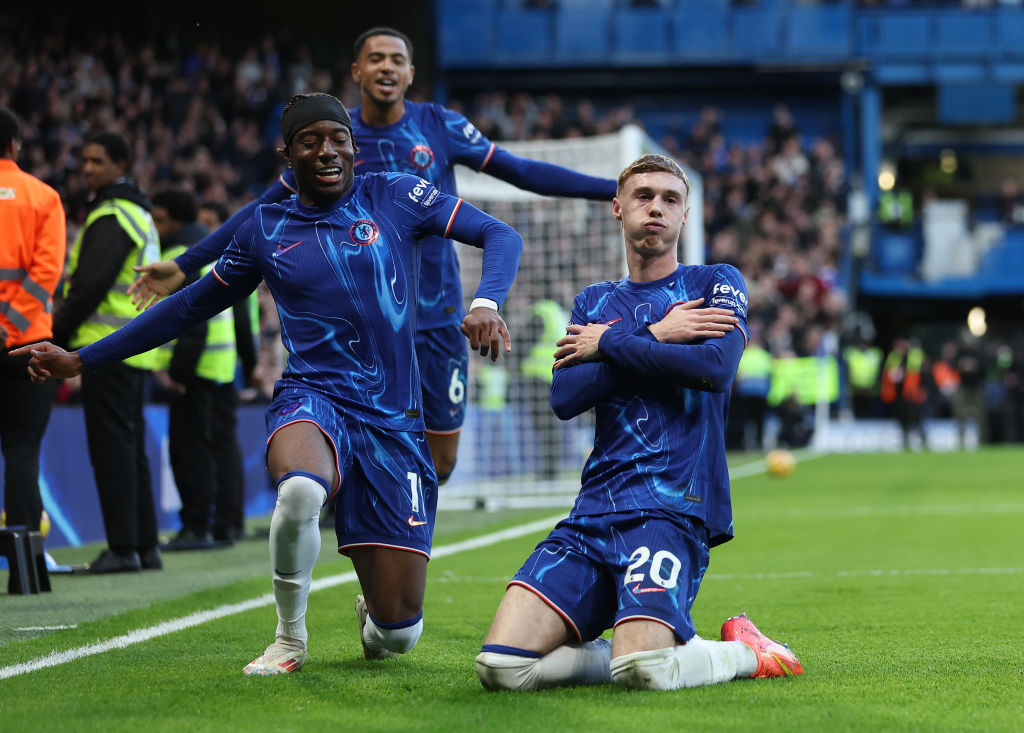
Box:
[0,107,20,152]
[353,27,413,61]
[199,200,230,226]
[86,132,132,168]
[151,188,198,224]
[616,153,691,200]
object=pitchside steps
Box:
[0,527,50,595]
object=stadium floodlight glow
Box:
[967,306,987,337]
[878,161,896,192]
[940,148,957,174]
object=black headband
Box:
[281,96,352,146]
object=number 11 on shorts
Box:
[407,471,423,514]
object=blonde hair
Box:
[616,153,690,200]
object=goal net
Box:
[443,124,704,510]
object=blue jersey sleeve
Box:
[174,172,295,274]
[438,106,499,172]
[482,147,617,201]
[551,294,628,420]
[436,106,616,201]
[386,173,522,308]
[596,266,749,391]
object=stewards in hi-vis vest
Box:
[52,132,162,574]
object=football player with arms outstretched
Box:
[17,94,522,676]
[127,27,615,487]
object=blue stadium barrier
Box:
[496,10,554,64]
[434,4,1024,81]
[555,9,612,65]
[786,6,851,60]
[995,8,1024,58]
[437,10,495,67]
[876,13,930,60]
[673,8,730,62]
[934,11,990,60]
[872,227,922,278]
[560,0,614,9]
[731,8,783,60]
[612,8,671,63]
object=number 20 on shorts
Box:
[624,546,682,589]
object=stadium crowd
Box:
[1,28,1021,450]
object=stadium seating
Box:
[785,6,851,60]
[496,10,554,65]
[672,8,730,62]
[612,8,671,64]
[554,7,611,65]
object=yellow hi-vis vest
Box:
[735,344,772,395]
[767,355,840,406]
[844,345,883,390]
[476,363,509,411]
[153,244,237,384]
[67,197,160,370]
[521,300,568,384]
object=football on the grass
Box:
[766,449,796,477]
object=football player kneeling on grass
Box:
[475,154,803,692]
[16,93,522,676]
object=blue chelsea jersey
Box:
[350,101,495,330]
[215,172,464,431]
[568,263,749,547]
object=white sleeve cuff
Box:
[469,297,499,312]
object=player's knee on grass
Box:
[476,640,612,691]
[363,613,423,654]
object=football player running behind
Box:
[127,26,616,487]
[475,154,803,692]
[15,94,523,676]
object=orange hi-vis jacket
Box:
[0,158,66,348]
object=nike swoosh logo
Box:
[275,568,301,576]
[408,516,427,527]
[354,159,365,167]
[272,240,302,257]
[632,583,666,594]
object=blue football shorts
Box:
[415,324,468,434]
[266,388,438,558]
[509,510,710,643]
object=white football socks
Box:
[610,636,757,690]
[269,473,328,645]
[476,639,613,691]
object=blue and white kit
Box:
[80,172,521,555]
[174,101,614,432]
[510,263,749,641]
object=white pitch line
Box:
[14,625,79,631]
[0,514,565,682]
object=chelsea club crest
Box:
[350,219,380,245]
[410,144,434,170]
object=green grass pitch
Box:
[1,449,1022,732]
